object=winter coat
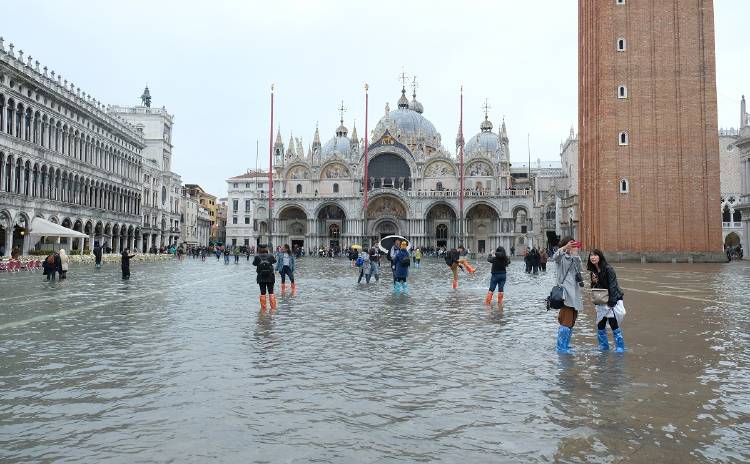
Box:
[590,264,624,308]
[59,252,70,271]
[121,251,135,271]
[553,248,583,311]
[275,252,295,272]
[487,253,510,273]
[394,249,410,279]
[253,253,277,284]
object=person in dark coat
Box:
[93,242,103,268]
[121,248,136,279]
[253,244,277,310]
[53,252,62,278]
[42,253,56,281]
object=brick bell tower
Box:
[578,0,723,261]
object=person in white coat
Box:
[58,248,70,280]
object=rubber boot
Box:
[597,329,610,351]
[613,328,626,352]
[269,294,277,310]
[556,326,573,354]
[464,261,476,274]
[280,283,286,295]
[485,291,494,305]
[452,278,458,290]
[401,282,409,294]
[497,292,504,305]
[393,282,400,293]
[291,282,297,295]
[259,295,267,311]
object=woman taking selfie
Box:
[587,249,626,352]
[553,237,583,353]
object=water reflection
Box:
[0,257,748,462]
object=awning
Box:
[28,217,89,238]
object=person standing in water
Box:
[553,237,583,354]
[387,238,402,283]
[93,242,103,268]
[587,249,626,352]
[445,245,476,289]
[276,244,296,294]
[414,247,422,269]
[253,244,277,310]
[393,241,410,293]
[485,246,510,305]
[121,248,136,280]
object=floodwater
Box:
[1,255,749,463]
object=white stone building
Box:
[733,95,750,252]
[251,84,534,254]
[225,171,266,248]
[1,39,145,255]
[180,195,199,246]
[109,88,182,251]
[197,205,211,247]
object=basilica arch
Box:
[368,152,412,190]
[367,194,408,238]
[466,202,500,254]
[278,204,308,250]
[425,202,457,248]
[316,202,346,249]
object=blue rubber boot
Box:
[613,328,626,353]
[393,282,400,293]
[401,282,409,294]
[556,326,572,354]
[597,329,610,351]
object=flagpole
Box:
[362,83,370,249]
[267,84,274,249]
[459,85,465,248]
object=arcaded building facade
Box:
[0,40,144,255]
[251,85,534,253]
[579,0,723,259]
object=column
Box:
[113,234,120,253]
[4,227,12,257]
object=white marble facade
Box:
[0,39,145,255]
[239,86,535,254]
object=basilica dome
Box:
[321,121,351,158]
[322,135,351,158]
[465,116,500,157]
[373,89,440,150]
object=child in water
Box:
[393,241,411,293]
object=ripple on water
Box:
[1,257,749,462]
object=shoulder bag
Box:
[546,260,572,310]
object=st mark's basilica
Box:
[236,83,535,254]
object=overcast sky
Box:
[3,0,748,196]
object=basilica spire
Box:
[480,99,493,132]
[335,101,348,136]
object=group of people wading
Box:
[250,235,629,353]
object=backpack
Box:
[257,256,273,278]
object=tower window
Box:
[617,38,626,51]
[619,179,629,193]
[618,85,628,99]
[616,0,625,4]
[296,184,302,193]
[333,183,339,193]
[619,131,629,146]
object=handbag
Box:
[546,262,572,310]
[591,288,609,305]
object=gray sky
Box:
[4,1,748,196]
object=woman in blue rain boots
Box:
[393,241,410,293]
[587,249,627,352]
[553,237,584,354]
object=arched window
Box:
[618,85,628,98]
[733,209,741,223]
[296,184,302,194]
[436,181,443,191]
[333,183,339,193]
[617,38,626,51]
[620,178,629,193]
[619,131,629,146]
[436,224,448,240]
[723,205,731,222]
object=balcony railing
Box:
[723,222,743,229]
[256,187,532,200]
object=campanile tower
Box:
[579,0,723,259]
